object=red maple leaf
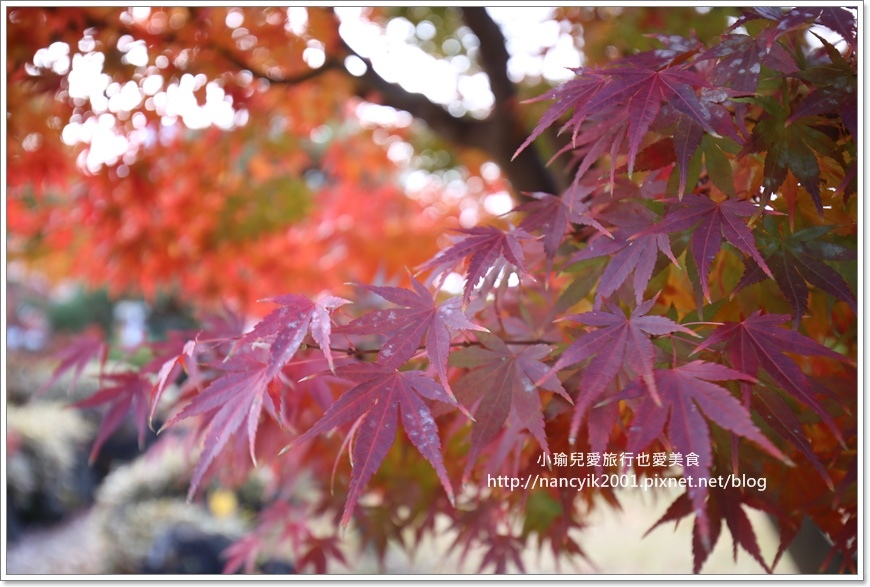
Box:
[614,66,717,175]
[696,32,798,137]
[162,352,276,501]
[692,312,848,444]
[753,385,833,489]
[817,8,858,50]
[283,362,457,528]
[221,533,263,575]
[646,486,776,573]
[514,70,609,160]
[539,296,697,444]
[515,58,726,184]
[730,7,851,52]
[415,225,533,307]
[296,535,348,574]
[568,229,680,305]
[144,308,251,429]
[478,533,526,573]
[637,194,774,301]
[242,293,350,375]
[39,328,107,395]
[450,331,572,480]
[74,372,149,464]
[622,360,788,548]
[339,277,485,397]
[447,497,526,573]
[515,184,611,275]
[159,294,349,500]
[148,338,198,429]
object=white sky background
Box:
[336,6,581,116]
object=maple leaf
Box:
[158,294,350,500]
[637,194,773,302]
[282,362,457,528]
[816,7,858,51]
[539,296,697,444]
[222,499,347,574]
[731,7,855,53]
[513,69,608,159]
[622,360,788,547]
[734,220,857,322]
[743,95,843,215]
[568,228,680,305]
[142,310,251,429]
[74,372,150,464]
[692,312,848,445]
[339,277,485,397]
[547,108,629,191]
[38,328,107,395]
[615,65,718,175]
[646,487,775,573]
[515,56,727,185]
[696,32,798,139]
[753,385,833,489]
[447,498,527,573]
[10,7,858,576]
[514,184,611,275]
[296,535,348,574]
[242,293,350,375]
[787,34,856,127]
[161,352,277,501]
[221,534,263,575]
[479,533,527,574]
[148,339,197,429]
[707,490,771,573]
[450,332,572,480]
[415,225,533,307]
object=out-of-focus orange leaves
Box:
[7,6,459,313]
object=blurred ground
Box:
[351,487,800,575]
[5,350,800,576]
[7,485,798,576]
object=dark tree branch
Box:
[337,35,491,150]
[459,7,516,104]
[333,11,561,197]
[200,7,563,198]
[457,7,563,195]
[211,44,342,87]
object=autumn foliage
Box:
[7,6,858,574]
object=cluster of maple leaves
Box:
[32,7,857,574]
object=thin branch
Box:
[211,43,342,87]
[327,339,557,358]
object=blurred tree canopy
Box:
[6,6,734,311]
